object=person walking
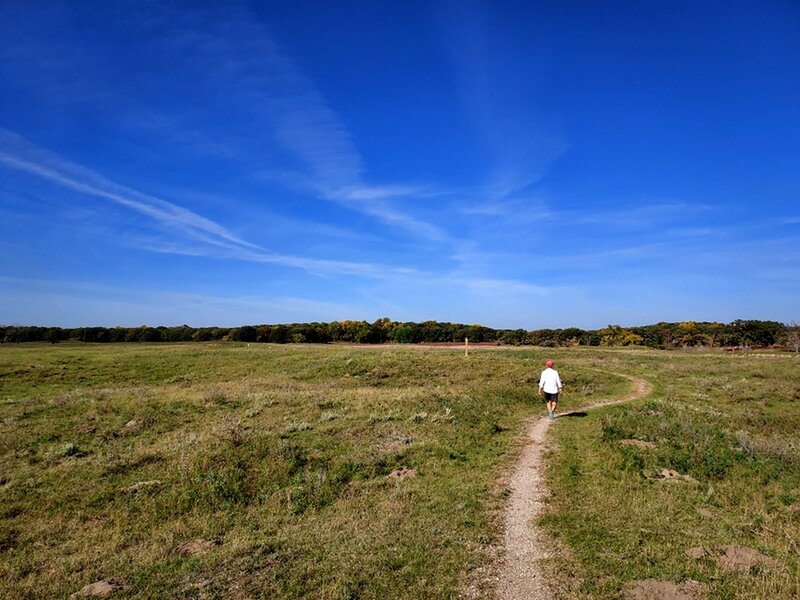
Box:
[538,359,563,420]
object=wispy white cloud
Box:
[447,275,555,296]
[763,215,800,227]
[1,2,449,243]
[459,194,553,223]
[319,183,453,242]
[566,201,713,228]
[144,4,448,241]
[130,4,362,189]
[438,0,568,200]
[0,129,417,280]
[331,184,427,202]
[663,227,719,238]
[0,129,257,250]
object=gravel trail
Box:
[495,373,651,600]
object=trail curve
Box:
[494,373,652,600]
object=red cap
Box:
[546,360,554,367]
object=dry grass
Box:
[543,349,800,599]
[0,343,625,599]
[8,343,790,598]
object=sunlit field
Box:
[543,350,800,599]
[1,343,797,598]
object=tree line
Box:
[0,319,796,349]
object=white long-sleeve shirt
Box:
[538,367,562,394]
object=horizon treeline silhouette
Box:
[0,319,790,349]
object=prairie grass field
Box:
[543,350,800,599]
[0,343,798,599]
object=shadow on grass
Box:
[556,411,588,418]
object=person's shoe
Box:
[548,410,554,420]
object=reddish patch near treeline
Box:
[419,341,499,347]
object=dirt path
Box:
[494,373,652,600]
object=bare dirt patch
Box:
[175,539,218,556]
[119,419,138,434]
[686,544,781,572]
[70,579,124,597]
[122,480,162,493]
[619,439,657,450]
[644,469,699,484]
[623,578,701,600]
[386,467,417,482]
[381,433,413,453]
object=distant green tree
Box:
[105,327,126,343]
[78,327,110,343]
[162,325,194,342]
[599,325,643,346]
[464,324,490,343]
[582,330,602,346]
[136,327,162,342]
[526,329,557,346]
[727,320,785,347]
[45,327,64,344]
[369,318,393,344]
[499,329,526,345]
[3,326,21,343]
[354,323,377,343]
[556,327,584,346]
[267,325,289,344]
[392,323,421,344]
[192,328,214,342]
[418,320,444,342]
[230,326,257,342]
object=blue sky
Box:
[1,0,798,329]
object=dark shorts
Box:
[543,392,559,402]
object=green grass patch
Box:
[543,350,800,599]
[5,344,795,597]
[0,343,616,599]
